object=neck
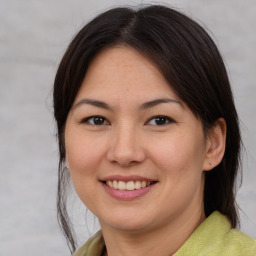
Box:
[101,208,205,256]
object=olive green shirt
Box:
[74,211,256,256]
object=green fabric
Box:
[73,211,256,256]
[73,230,105,256]
[173,211,256,256]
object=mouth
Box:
[100,175,158,200]
[103,180,156,191]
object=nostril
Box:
[109,159,142,167]
[106,131,146,166]
[106,146,146,167]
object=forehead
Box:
[75,46,180,104]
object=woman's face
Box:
[65,46,211,233]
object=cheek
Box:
[65,132,106,206]
[149,132,206,210]
[65,130,106,175]
[149,132,206,176]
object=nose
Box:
[106,124,146,167]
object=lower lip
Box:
[102,182,157,200]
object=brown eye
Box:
[82,116,109,125]
[147,115,175,126]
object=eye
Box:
[81,115,109,125]
[146,115,175,126]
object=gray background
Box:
[0,0,255,255]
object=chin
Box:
[111,221,151,233]
[100,212,155,233]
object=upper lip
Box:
[100,175,156,182]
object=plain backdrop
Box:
[0,0,255,255]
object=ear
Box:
[203,118,226,171]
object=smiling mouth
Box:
[103,180,156,191]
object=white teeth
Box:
[107,180,112,187]
[105,180,153,190]
[126,181,135,190]
[118,181,126,190]
[113,180,118,189]
[135,180,141,190]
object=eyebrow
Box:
[73,99,113,111]
[139,98,183,109]
[73,98,183,111]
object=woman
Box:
[53,5,256,256]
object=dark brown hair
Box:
[53,5,241,253]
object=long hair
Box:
[53,5,241,253]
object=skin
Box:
[65,46,226,256]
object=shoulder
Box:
[174,211,256,256]
[223,228,256,255]
[73,231,105,256]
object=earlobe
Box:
[203,118,226,171]
[65,154,70,169]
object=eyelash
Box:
[81,115,175,126]
[81,115,109,125]
[146,115,175,126]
